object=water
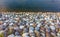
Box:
[0,0,60,11]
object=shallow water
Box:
[0,0,60,11]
